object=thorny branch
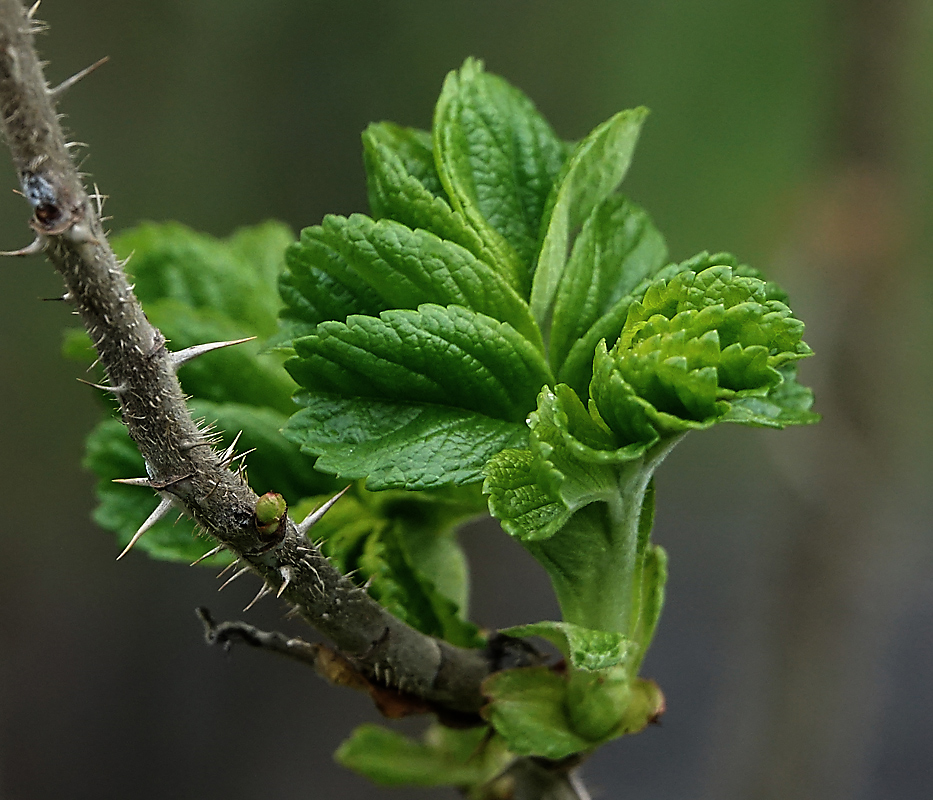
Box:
[0,0,492,715]
[0,4,598,797]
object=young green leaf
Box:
[549,195,667,370]
[481,667,595,759]
[530,107,649,329]
[434,58,566,290]
[336,723,509,788]
[501,620,635,672]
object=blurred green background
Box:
[1,1,931,798]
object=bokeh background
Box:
[1,1,931,798]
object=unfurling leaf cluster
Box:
[76,56,817,789]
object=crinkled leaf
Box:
[483,385,649,542]
[362,123,499,270]
[721,365,820,427]
[309,214,542,348]
[286,393,528,491]
[336,723,509,788]
[530,107,648,328]
[590,263,813,445]
[286,304,552,424]
[550,195,667,370]
[502,621,635,672]
[434,58,566,289]
[277,224,389,344]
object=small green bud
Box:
[255,491,287,534]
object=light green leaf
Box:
[481,667,595,759]
[286,394,528,491]
[434,58,566,289]
[286,304,553,423]
[530,107,649,329]
[336,723,509,788]
[549,195,667,370]
[502,621,635,671]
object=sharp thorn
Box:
[170,337,256,369]
[216,557,241,579]
[218,566,251,592]
[190,544,225,566]
[1,237,44,257]
[243,584,272,612]
[296,486,350,537]
[116,497,173,560]
[112,477,154,488]
[27,1,41,19]
[76,377,125,394]
[276,567,292,598]
[219,430,243,463]
[48,56,110,100]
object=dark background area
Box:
[1,1,931,798]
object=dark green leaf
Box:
[286,393,528,490]
[311,214,542,348]
[286,304,553,423]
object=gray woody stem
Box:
[0,0,490,714]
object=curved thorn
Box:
[76,377,126,394]
[243,584,272,612]
[190,544,225,567]
[112,476,153,488]
[1,237,44,256]
[216,558,241,579]
[48,56,110,100]
[170,337,256,370]
[116,497,173,560]
[218,566,250,592]
[276,567,292,598]
[296,485,350,537]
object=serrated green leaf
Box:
[311,214,542,348]
[530,107,649,329]
[362,123,500,270]
[363,123,446,204]
[434,58,566,290]
[502,621,635,672]
[549,195,667,371]
[286,393,528,491]
[278,225,389,343]
[287,304,552,424]
[336,723,509,788]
